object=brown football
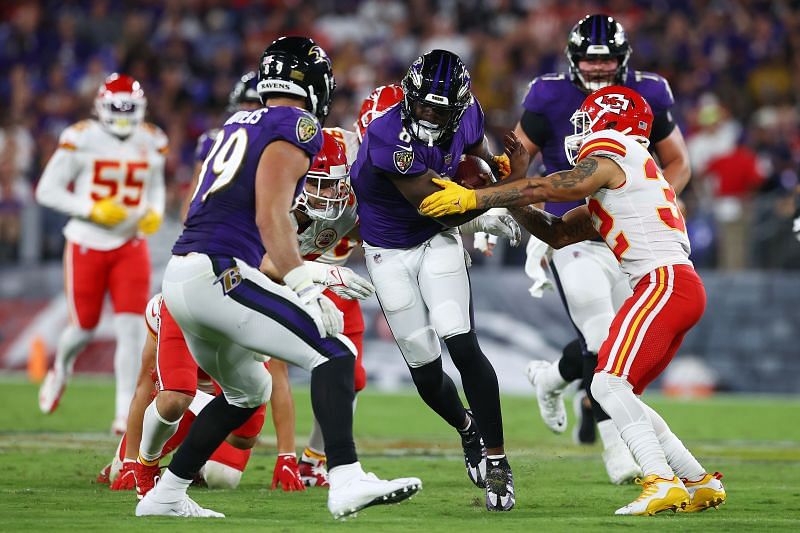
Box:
[453,155,494,189]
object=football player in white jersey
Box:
[420,85,726,516]
[36,73,167,433]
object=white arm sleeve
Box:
[35,148,93,218]
[144,156,166,216]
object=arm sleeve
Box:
[650,110,676,144]
[35,143,93,218]
[519,110,552,148]
[144,128,168,216]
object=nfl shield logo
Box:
[393,150,414,173]
[373,253,382,264]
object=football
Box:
[453,155,494,189]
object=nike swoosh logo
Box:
[396,143,412,151]
[281,465,296,477]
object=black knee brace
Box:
[557,338,584,382]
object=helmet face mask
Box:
[296,132,350,221]
[566,14,631,93]
[564,86,653,165]
[228,71,261,112]
[257,36,336,124]
[401,50,472,146]
[95,73,146,138]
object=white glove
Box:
[471,213,521,247]
[304,262,375,300]
[284,266,343,337]
[524,235,553,298]
[793,214,800,243]
[472,232,499,255]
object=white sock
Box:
[113,313,144,420]
[544,361,569,391]
[637,399,705,480]
[139,400,181,463]
[590,372,672,478]
[328,461,363,489]
[54,325,93,375]
[597,419,625,451]
[619,421,673,479]
[151,469,192,502]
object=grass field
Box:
[0,376,798,532]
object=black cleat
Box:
[485,456,515,512]
[574,389,596,445]
[459,411,486,488]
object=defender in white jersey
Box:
[36,74,167,433]
[420,85,726,516]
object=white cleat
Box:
[328,471,421,520]
[525,360,566,433]
[602,441,642,485]
[38,369,67,414]
[135,493,224,518]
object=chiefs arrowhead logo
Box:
[393,150,414,173]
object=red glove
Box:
[271,453,305,492]
[109,460,136,490]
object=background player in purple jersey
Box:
[136,36,420,520]
[351,50,523,512]
[511,14,691,485]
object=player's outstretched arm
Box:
[122,332,159,460]
[255,140,311,278]
[419,156,618,217]
[508,205,598,249]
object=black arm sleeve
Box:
[518,110,552,148]
[650,109,677,144]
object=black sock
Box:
[557,338,584,381]
[168,394,258,479]
[445,331,504,449]
[408,356,468,430]
[311,356,357,469]
[582,352,610,423]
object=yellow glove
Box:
[89,198,127,226]
[138,209,162,235]
[493,153,511,179]
[419,178,477,217]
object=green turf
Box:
[0,376,798,532]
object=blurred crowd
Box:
[1,0,799,268]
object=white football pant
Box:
[365,229,472,368]
[161,254,356,408]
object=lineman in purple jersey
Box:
[512,14,691,485]
[137,36,420,520]
[351,50,521,512]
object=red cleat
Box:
[134,460,161,500]
[298,456,329,488]
[96,463,111,485]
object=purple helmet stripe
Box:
[432,54,444,92]
[442,53,452,95]
[600,16,607,43]
[591,15,599,43]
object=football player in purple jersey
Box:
[351,50,524,512]
[135,36,420,520]
[511,14,691,485]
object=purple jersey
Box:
[194,128,219,162]
[173,106,323,267]
[521,70,675,215]
[352,101,484,248]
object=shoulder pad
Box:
[57,120,93,151]
[630,71,674,111]
[577,130,628,163]
[522,73,570,112]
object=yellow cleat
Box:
[683,472,726,512]
[614,475,690,516]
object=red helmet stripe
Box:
[578,138,626,161]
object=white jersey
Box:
[302,126,362,266]
[579,129,691,286]
[297,196,359,264]
[35,119,167,250]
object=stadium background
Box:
[0,0,799,394]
